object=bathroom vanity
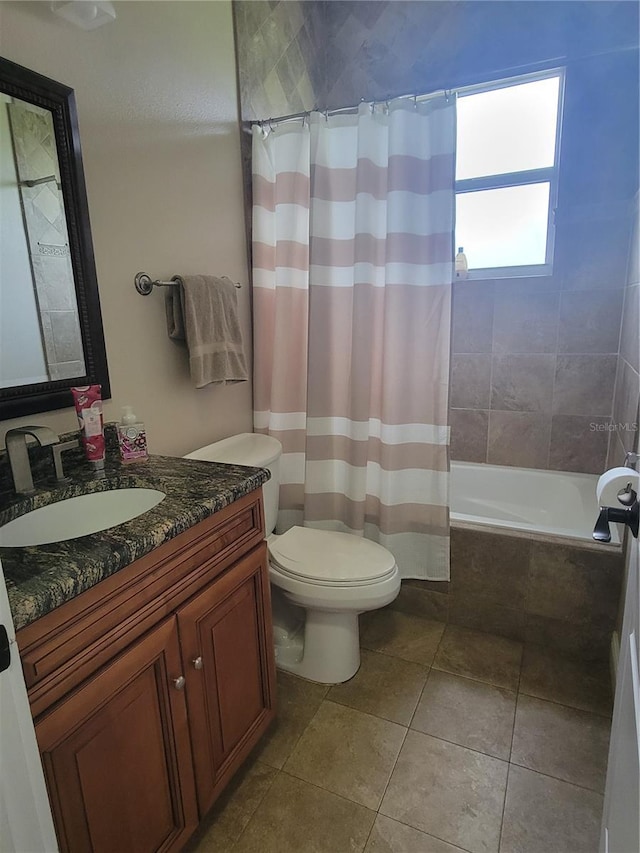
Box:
[1,453,276,853]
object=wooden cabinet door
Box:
[177,543,276,815]
[35,618,198,853]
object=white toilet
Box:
[185,433,400,683]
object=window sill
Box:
[458,263,553,281]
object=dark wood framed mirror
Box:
[0,56,110,419]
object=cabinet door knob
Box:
[192,656,203,670]
[172,675,186,690]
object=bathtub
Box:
[411,460,626,663]
[450,461,620,546]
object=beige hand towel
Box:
[165,275,248,388]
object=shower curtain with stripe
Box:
[252,98,455,581]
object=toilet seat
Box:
[268,526,397,587]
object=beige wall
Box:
[0,0,252,456]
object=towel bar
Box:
[134,272,241,296]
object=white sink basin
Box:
[0,488,166,548]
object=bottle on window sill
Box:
[455,247,468,279]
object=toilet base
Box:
[274,608,361,684]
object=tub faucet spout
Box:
[593,503,639,543]
[5,426,59,495]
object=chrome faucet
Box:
[5,426,59,495]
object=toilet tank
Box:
[184,433,282,535]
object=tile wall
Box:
[232,0,323,254]
[450,44,638,473]
[234,2,639,118]
[233,0,322,122]
[392,530,624,662]
[234,0,639,474]
[308,1,637,114]
[606,195,640,639]
[606,194,640,471]
[449,214,630,474]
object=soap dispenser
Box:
[117,405,148,463]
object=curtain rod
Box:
[248,42,638,130]
[249,87,449,130]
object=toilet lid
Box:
[268,526,396,584]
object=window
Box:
[455,70,564,278]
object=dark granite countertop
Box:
[0,444,269,632]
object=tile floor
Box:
[189,610,612,853]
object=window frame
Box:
[455,67,566,280]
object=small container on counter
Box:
[117,406,149,463]
[71,385,105,471]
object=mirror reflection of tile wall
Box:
[8,100,85,381]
